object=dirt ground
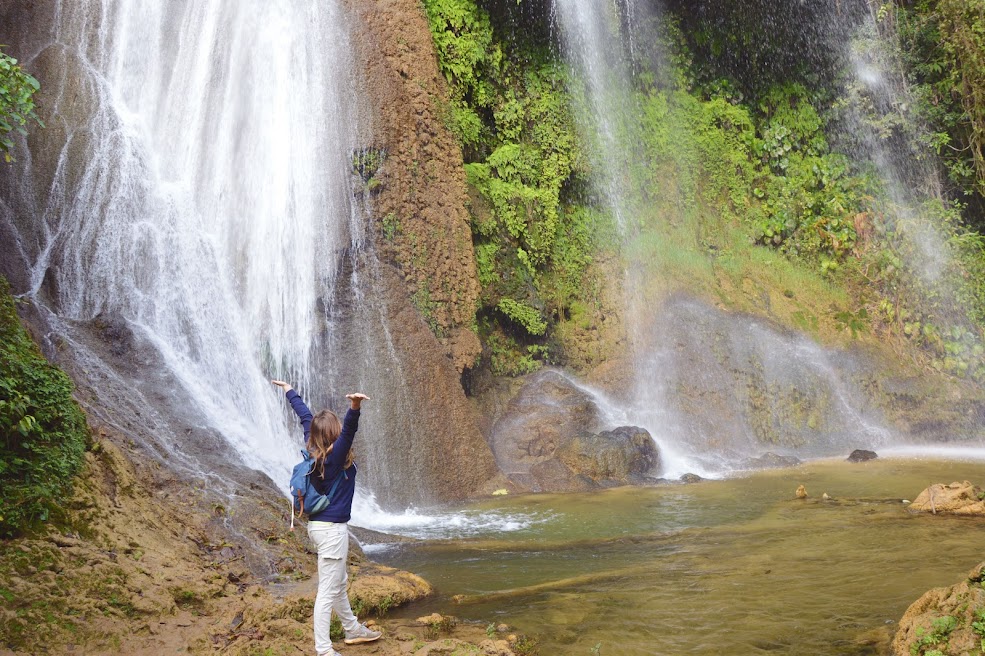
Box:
[0,433,533,656]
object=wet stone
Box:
[847,449,878,462]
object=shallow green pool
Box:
[372,457,985,655]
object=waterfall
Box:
[2,1,365,483]
[551,0,901,475]
[836,6,966,324]
[552,0,638,232]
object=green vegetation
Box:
[896,0,985,230]
[420,0,985,382]
[422,613,457,640]
[1,277,89,537]
[352,147,387,195]
[349,592,396,618]
[973,607,985,652]
[511,634,539,656]
[0,46,43,163]
[910,614,959,656]
[423,0,613,374]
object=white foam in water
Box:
[350,491,554,542]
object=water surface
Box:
[373,457,985,655]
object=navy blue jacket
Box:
[286,389,359,523]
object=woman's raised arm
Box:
[272,380,313,439]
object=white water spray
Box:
[552,0,638,233]
[13,0,363,480]
[550,1,904,477]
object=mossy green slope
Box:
[0,277,89,537]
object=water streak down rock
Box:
[490,370,658,491]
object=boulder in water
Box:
[556,425,659,483]
[523,425,659,493]
[847,449,878,462]
[488,369,604,476]
[528,458,595,493]
[489,370,661,492]
[680,473,703,484]
[908,481,985,515]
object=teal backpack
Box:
[288,449,346,529]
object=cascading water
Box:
[0,0,522,533]
[836,6,968,324]
[551,0,904,477]
[1,0,363,483]
[551,0,638,233]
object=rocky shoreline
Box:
[0,433,531,656]
[3,425,985,655]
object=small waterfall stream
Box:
[837,7,967,324]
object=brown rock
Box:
[556,426,658,482]
[343,0,482,372]
[489,369,604,476]
[528,458,595,493]
[891,562,985,655]
[909,481,985,515]
[847,449,878,462]
[348,561,434,613]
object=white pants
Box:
[307,521,359,655]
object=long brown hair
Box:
[308,409,353,477]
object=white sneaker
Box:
[344,623,382,645]
[317,650,342,656]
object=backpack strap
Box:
[290,467,348,531]
[324,468,347,504]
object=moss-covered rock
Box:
[892,562,985,656]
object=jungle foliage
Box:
[896,0,985,231]
[423,0,599,375]
[422,0,985,381]
[0,278,89,538]
[0,46,42,163]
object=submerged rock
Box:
[744,452,802,469]
[908,481,985,515]
[847,449,878,462]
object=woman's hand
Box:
[346,393,370,410]
[271,380,293,392]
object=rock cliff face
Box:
[343,0,483,373]
[334,0,500,501]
